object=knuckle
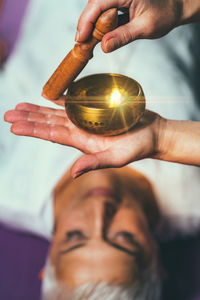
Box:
[120,27,134,46]
[88,0,94,3]
[88,0,98,5]
[88,0,104,12]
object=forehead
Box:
[56,243,138,286]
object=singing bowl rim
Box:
[65,73,145,113]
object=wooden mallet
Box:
[42,8,118,101]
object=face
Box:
[50,167,159,288]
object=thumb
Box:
[101,20,143,52]
[70,150,122,178]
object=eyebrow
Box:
[59,241,140,257]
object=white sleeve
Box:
[0,0,81,238]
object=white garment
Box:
[0,0,200,240]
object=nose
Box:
[90,198,117,238]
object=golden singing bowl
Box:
[65,73,145,136]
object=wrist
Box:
[153,116,172,161]
[181,0,200,24]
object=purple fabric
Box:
[0,225,49,300]
[0,0,30,55]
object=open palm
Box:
[4,102,161,178]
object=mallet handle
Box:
[42,8,118,100]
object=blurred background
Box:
[1,1,200,299]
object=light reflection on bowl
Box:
[65,73,145,136]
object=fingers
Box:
[101,19,143,52]
[8,119,79,148]
[76,1,102,42]
[41,94,66,107]
[4,109,67,127]
[4,102,95,151]
[9,120,71,145]
[16,102,66,117]
[4,104,67,127]
[71,150,124,178]
[76,0,128,42]
[76,0,157,52]
[4,103,73,144]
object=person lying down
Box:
[4,101,200,300]
[41,166,161,300]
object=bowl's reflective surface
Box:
[65,73,145,136]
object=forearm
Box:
[182,0,200,23]
[156,119,200,166]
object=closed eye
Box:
[59,230,88,254]
[66,230,87,242]
[115,231,138,245]
[107,231,144,260]
[110,231,142,251]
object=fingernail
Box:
[4,112,9,122]
[11,124,21,134]
[104,38,117,53]
[73,170,85,179]
[41,91,49,100]
[75,30,80,42]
